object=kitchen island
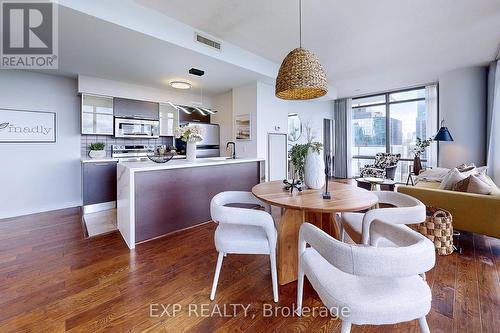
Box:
[117,157,265,249]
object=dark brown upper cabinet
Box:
[114,98,159,120]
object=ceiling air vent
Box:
[195,33,221,51]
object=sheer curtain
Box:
[426,84,438,167]
[333,98,352,178]
[487,60,500,183]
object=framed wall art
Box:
[0,109,56,143]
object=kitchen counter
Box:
[81,155,187,164]
[119,157,264,172]
[81,157,119,163]
[117,157,265,249]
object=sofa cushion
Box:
[415,181,440,189]
[416,168,450,183]
[453,174,492,195]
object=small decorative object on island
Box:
[147,146,174,164]
[88,142,106,159]
[411,137,432,175]
[289,124,324,189]
[175,124,203,162]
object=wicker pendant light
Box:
[275,0,328,100]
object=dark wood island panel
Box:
[134,161,261,242]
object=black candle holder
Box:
[323,154,333,199]
[283,176,303,194]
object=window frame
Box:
[351,86,431,178]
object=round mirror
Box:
[288,113,302,142]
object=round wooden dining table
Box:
[252,180,378,285]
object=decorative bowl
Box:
[147,153,174,164]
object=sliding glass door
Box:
[351,86,437,182]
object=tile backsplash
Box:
[81,135,174,158]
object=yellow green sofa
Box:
[397,182,500,238]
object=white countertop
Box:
[118,157,264,172]
[81,157,119,163]
[81,155,186,164]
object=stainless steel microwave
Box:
[114,117,159,139]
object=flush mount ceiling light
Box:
[170,81,192,90]
[275,0,328,100]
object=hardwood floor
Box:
[0,206,498,333]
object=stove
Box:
[111,144,166,161]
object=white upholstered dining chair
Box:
[340,191,425,245]
[209,191,278,302]
[297,221,435,333]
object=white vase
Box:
[186,141,197,162]
[304,148,325,189]
[88,150,106,159]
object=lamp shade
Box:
[275,48,328,100]
[434,126,454,141]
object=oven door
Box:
[115,118,159,138]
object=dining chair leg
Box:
[296,266,304,316]
[341,320,352,333]
[418,316,430,333]
[339,222,345,242]
[270,250,278,302]
[210,252,224,301]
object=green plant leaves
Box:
[289,141,323,180]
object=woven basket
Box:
[416,207,454,256]
[275,47,328,100]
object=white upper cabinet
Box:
[81,95,114,135]
[159,103,179,137]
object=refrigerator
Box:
[175,123,220,158]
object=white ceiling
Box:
[54,6,273,96]
[137,0,500,97]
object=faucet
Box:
[226,141,236,159]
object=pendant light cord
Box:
[299,0,302,48]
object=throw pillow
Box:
[467,175,492,195]
[456,163,476,172]
[476,166,488,174]
[452,175,492,195]
[440,168,467,190]
[452,177,470,192]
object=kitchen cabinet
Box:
[114,97,159,120]
[82,161,118,206]
[159,103,179,137]
[81,95,114,135]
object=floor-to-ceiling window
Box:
[351,86,437,182]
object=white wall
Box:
[78,75,212,108]
[438,66,487,168]
[232,82,258,158]
[231,81,334,160]
[211,91,233,156]
[288,100,334,146]
[256,82,289,159]
[0,71,81,219]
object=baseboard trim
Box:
[0,201,83,220]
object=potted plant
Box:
[88,142,106,159]
[289,124,324,189]
[175,124,203,162]
[411,137,433,175]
